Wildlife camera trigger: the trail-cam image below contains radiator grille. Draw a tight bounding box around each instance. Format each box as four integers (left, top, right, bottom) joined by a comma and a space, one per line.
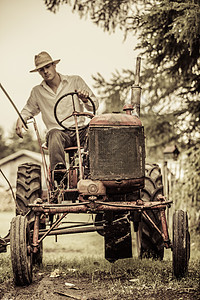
89, 126, 145, 180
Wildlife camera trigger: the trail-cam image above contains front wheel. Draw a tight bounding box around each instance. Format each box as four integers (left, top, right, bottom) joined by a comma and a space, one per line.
173, 210, 190, 278
10, 215, 33, 286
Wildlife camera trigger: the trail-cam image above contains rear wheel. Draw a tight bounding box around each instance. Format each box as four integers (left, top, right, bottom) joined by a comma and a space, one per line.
10, 215, 32, 286
173, 210, 190, 278
16, 163, 44, 265
136, 163, 164, 260
16, 163, 41, 221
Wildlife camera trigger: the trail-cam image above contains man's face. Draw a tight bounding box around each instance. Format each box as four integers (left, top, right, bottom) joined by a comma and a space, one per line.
38, 63, 57, 82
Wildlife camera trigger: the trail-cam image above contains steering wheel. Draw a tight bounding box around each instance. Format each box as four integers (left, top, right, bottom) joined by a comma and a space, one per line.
54, 92, 96, 130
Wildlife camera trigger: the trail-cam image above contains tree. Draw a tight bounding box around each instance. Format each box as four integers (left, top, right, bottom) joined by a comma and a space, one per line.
44, 0, 145, 34
136, 0, 200, 150
44, 0, 200, 154
7, 126, 40, 154
0, 127, 10, 159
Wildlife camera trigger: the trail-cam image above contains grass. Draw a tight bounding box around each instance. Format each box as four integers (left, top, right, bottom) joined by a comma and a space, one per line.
1, 253, 199, 298
0, 253, 12, 283
39, 257, 200, 299
0, 212, 199, 299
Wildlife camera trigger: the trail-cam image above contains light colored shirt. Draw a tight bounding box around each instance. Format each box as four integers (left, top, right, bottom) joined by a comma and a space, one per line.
21, 74, 99, 132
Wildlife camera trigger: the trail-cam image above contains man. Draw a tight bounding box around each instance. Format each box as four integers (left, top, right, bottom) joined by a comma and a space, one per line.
16, 51, 99, 173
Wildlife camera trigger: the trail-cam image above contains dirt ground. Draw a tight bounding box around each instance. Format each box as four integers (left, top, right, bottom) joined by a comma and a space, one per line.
0, 213, 199, 299
0, 269, 199, 300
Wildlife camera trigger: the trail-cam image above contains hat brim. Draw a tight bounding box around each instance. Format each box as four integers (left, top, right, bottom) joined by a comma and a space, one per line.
30, 59, 60, 73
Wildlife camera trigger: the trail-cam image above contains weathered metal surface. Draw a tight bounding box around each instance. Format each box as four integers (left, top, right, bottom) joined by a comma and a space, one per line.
77, 179, 106, 195
89, 125, 145, 182
89, 113, 142, 126
32, 214, 40, 253
123, 104, 134, 115
38, 213, 68, 244
38, 225, 104, 236
131, 57, 142, 116
102, 178, 144, 193
29, 200, 172, 213
69, 168, 78, 189
160, 208, 171, 248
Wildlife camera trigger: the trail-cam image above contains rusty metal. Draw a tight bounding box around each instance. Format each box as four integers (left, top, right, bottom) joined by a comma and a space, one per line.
142, 210, 164, 238
102, 178, 144, 191
89, 113, 142, 127
159, 208, 171, 248
37, 212, 68, 244
123, 104, 134, 115
71, 95, 84, 180
32, 214, 40, 253
89, 125, 145, 182
38, 225, 104, 236
142, 209, 172, 249
69, 168, 78, 189
131, 57, 142, 116
77, 179, 106, 195
156, 194, 171, 248
29, 200, 172, 214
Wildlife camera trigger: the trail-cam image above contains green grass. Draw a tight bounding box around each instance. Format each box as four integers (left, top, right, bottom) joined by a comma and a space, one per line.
39, 257, 200, 299
0, 212, 199, 299
0, 253, 12, 283
0, 236, 199, 299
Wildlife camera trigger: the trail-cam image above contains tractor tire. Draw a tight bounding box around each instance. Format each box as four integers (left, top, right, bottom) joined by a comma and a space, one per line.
173, 210, 190, 278
16, 163, 44, 265
136, 163, 164, 260
16, 163, 41, 222
10, 215, 33, 286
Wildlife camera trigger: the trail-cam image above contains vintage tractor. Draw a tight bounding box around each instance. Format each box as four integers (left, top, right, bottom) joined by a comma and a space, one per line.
0, 58, 190, 285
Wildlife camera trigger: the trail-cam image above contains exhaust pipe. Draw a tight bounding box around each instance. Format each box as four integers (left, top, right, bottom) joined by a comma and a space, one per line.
131, 57, 142, 117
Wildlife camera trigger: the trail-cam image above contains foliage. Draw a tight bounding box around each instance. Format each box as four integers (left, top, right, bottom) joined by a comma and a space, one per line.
0, 126, 40, 160
136, 0, 200, 150
0, 127, 10, 159
7, 126, 40, 154
44, 0, 145, 34
173, 144, 200, 231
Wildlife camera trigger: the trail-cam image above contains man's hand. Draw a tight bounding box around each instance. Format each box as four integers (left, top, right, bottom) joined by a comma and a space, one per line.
16, 118, 27, 138
76, 90, 89, 103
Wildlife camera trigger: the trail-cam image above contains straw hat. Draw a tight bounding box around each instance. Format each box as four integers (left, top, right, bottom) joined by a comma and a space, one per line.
30, 51, 60, 73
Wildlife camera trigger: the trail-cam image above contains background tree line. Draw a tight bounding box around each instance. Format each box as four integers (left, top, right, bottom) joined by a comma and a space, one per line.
0, 126, 39, 159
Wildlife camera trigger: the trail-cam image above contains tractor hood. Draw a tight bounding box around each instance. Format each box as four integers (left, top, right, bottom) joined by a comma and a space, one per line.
89, 113, 142, 127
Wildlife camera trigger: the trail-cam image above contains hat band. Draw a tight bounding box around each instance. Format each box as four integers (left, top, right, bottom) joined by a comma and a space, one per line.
30, 59, 60, 73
